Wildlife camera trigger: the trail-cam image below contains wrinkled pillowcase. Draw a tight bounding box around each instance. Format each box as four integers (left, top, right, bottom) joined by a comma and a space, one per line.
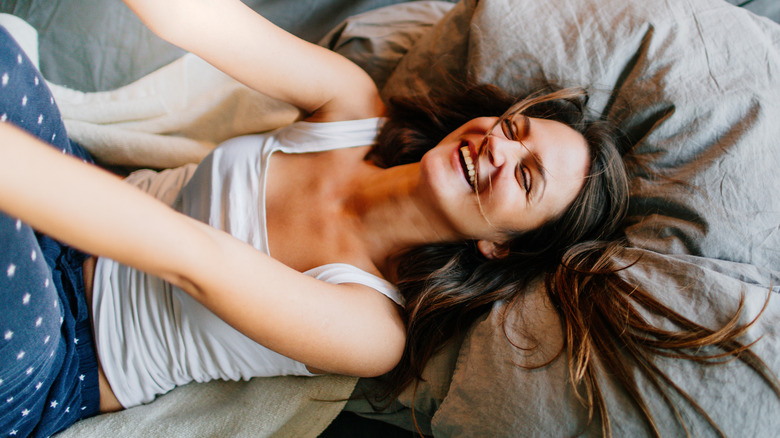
379, 0, 780, 435
383, 0, 780, 271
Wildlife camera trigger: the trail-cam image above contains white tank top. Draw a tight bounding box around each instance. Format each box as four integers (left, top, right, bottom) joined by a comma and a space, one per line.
91, 118, 403, 408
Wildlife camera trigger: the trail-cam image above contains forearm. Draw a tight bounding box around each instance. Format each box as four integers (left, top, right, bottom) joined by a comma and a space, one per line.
0, 123, 200, 282
0, 123, 272, 330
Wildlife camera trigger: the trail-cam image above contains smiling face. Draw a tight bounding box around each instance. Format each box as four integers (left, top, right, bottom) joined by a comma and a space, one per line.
419, 113, 590, 246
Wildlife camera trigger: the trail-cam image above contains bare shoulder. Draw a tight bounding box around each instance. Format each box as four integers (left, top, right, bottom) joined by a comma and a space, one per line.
303, 77, 387, 122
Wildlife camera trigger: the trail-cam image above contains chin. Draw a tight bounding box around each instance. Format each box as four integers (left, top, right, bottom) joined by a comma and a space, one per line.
417, 157, 454, 207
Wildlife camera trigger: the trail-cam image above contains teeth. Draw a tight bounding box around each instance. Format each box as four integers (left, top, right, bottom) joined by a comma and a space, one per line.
460, 146, 476, 187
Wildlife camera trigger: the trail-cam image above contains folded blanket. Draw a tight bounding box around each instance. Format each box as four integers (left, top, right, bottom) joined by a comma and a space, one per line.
59, 376, 358, 438
49, 54, 302, 168
2, 12, 302, 169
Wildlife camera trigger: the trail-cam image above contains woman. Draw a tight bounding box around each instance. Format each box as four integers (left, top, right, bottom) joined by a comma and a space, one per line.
0, 0, 630, 436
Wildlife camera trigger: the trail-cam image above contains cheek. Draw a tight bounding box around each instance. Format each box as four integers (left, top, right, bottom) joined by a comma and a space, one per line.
479, 193, 533, 232
420, 147, 448, 183
559, 177, 587, 215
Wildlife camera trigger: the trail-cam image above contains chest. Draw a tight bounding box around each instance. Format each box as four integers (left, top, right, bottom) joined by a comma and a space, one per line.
262, 147, 372, 272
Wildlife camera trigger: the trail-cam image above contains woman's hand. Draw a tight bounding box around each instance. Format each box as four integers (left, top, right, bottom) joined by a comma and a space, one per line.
122, 0, 385, 122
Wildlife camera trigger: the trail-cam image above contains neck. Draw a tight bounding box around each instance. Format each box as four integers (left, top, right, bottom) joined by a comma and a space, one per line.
344, 162, 456, 278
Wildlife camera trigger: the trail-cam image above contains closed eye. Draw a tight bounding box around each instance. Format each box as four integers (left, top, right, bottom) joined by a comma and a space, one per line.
501, 118, 517, 140
501, 115, 530, 141
516, 164, 532, 194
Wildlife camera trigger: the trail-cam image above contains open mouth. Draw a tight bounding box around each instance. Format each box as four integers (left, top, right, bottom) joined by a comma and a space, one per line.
459, 142, 476, 188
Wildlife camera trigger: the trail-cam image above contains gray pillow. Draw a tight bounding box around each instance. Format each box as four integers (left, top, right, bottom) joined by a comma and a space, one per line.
378, 0, 780, 435
384, 0, 780, 271
320, 1, 456, 90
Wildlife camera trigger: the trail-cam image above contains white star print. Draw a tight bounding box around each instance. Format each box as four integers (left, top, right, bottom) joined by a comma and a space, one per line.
81, 406, 86, 411
4, 330, 12, 340
34, 76, 39, 86
36, 382, 43, 390
9, 429, 17, 435
35, 317, 43, 327
1, 72, 7, 86
79, 374, 85, 381
44, 335, 50, 344
21, 95, 27, 106
21, 408, 30, 417
65, 407, 70, 413
37, 114, 43, 124
22, 293, 31, 305
73, 337, 79, 345
16, 351, 25, 360
0, 378, 3, 385
45, 278, 50, 288
0, 113, 6, 122
15, 219, 21, 230
25, 367, 33, 375
7, 397, 13, 403
50, 400, 58, 408
17, 54, 22, 64
31, 250, 37, 261
7, 263, 16, 278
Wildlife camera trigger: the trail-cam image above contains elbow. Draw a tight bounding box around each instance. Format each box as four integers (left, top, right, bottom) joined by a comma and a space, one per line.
358, 360, 401, 379
353, 329, 406, 378
357, 358, 401, 379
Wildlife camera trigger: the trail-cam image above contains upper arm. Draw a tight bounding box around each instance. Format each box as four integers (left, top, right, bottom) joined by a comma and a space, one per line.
176, 234, 407, 377
123, 0, 385, 121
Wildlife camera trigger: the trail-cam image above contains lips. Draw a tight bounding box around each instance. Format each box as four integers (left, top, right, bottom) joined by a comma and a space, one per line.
459, 142, 477, 188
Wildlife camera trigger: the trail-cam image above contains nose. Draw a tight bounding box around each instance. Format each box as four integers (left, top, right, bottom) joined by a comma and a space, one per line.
476, 134, 517, 189
481, 133, 517, 170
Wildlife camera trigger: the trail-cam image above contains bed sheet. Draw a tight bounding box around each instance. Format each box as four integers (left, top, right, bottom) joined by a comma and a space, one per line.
3, 0, 779, 436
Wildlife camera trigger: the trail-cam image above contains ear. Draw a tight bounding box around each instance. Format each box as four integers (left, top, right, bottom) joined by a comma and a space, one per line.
477, 240, 510, 260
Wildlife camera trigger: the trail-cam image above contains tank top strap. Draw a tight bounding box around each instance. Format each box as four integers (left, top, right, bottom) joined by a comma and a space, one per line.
272, 118, 385, 154
303, 263, 404, 306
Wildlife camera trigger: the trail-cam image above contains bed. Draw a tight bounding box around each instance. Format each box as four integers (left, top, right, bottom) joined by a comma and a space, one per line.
2, 0, 779, 436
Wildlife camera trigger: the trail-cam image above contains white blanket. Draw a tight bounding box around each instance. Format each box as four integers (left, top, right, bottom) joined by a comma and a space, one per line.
0, 9, 302, 170
2, 15, 302, 170
49, 53, 302, 168
60, 375, 358, 438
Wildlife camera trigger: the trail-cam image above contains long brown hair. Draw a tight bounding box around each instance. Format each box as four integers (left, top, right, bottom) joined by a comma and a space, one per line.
367, 83, 779, 436
546, 242, 776, 437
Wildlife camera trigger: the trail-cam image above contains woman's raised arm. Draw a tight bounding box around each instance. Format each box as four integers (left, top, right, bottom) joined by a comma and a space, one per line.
122, 0, 385, 121
0, 123, 404, 377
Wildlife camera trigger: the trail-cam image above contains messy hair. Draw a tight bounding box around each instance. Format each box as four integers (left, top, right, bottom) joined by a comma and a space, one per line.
367, 82, 778, 437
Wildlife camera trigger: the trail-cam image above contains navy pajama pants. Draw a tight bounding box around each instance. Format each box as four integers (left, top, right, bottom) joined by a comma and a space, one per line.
0, 26, 100, 437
